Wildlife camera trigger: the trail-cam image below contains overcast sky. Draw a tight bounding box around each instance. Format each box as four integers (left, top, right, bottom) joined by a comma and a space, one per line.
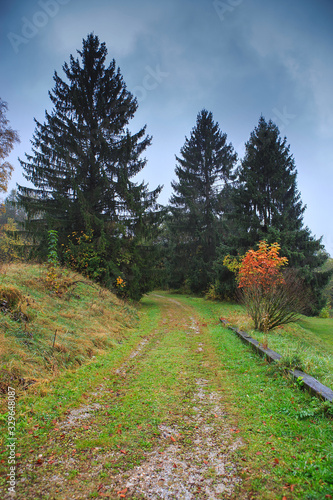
1, 0, 333, 255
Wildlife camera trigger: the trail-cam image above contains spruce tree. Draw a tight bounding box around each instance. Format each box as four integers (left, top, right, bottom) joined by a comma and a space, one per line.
18, 34, 161, 298
232, 116, 328, 311
167, 109, 236, 292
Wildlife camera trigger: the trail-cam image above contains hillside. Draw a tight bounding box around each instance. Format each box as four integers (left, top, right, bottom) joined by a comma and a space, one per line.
0, 263, 137, 406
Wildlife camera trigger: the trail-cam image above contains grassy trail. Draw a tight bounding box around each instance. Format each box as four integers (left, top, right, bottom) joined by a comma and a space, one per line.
1, 292, 333, 499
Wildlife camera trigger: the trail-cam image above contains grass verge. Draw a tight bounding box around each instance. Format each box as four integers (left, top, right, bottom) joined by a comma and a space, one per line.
206, 297, 333, 389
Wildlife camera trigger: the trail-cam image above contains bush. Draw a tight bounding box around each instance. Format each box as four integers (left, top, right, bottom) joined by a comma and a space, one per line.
205, 280, 222, 301
241, 269, 310, 331
228, 241, 311, 332
319, 300, 332, 318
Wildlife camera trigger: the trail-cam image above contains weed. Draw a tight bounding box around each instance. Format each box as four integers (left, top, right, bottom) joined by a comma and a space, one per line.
269, 354, 307, 377
294, 399, 333, 420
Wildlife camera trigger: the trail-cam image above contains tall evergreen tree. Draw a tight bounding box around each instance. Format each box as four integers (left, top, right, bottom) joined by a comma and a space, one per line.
18, 34, 161, 299
166, 109, 237, 292
232, 116, 329, 311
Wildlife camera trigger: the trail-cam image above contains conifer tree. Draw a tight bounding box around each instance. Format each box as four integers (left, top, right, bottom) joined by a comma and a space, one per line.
232, 116, 328, 311
167, 109, 236, 292
18, 34, 161, 298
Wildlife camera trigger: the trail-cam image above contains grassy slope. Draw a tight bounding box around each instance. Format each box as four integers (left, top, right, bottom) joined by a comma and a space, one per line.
0, 263, 137, 409
298, 317, 333, 349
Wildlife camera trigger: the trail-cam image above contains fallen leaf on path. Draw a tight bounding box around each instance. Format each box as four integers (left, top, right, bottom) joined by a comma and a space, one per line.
117, 487, 128, 497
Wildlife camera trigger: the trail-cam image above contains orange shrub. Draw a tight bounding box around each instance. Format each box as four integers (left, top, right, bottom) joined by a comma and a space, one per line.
238, 241, 288, 291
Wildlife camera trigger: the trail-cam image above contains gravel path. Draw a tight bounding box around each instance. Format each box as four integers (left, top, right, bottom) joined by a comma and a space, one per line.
3, 294, 246, 500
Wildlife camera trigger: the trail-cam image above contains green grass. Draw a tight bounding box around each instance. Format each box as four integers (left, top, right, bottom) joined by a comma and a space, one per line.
299, 317, 333, 348
1, 289, 332, 499
208, 296, 333, 389
167, 293, 333, 499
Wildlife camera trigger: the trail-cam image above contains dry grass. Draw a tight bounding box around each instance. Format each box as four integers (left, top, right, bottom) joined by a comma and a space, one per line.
0, 263, 137, 405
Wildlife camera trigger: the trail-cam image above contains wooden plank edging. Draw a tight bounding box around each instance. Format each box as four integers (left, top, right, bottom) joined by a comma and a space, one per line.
219, 318, 333, 403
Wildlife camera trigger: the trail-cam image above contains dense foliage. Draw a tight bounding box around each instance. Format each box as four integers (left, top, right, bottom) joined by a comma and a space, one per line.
164, 109, 237, 292
17, 34, 162, 300
229, 116, 328, 311
165, 114, 330, 312
2, 34, 329, 308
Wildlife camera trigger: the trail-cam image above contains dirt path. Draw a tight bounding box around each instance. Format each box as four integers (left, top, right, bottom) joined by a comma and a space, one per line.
4, 294, 246, 500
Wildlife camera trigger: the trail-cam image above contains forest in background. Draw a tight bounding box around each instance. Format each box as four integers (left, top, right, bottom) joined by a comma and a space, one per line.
1, 34, 332, 315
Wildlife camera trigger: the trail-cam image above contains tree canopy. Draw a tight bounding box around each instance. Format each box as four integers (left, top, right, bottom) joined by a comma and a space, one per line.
18, 34, 162, 299
166, 109, 237, 291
